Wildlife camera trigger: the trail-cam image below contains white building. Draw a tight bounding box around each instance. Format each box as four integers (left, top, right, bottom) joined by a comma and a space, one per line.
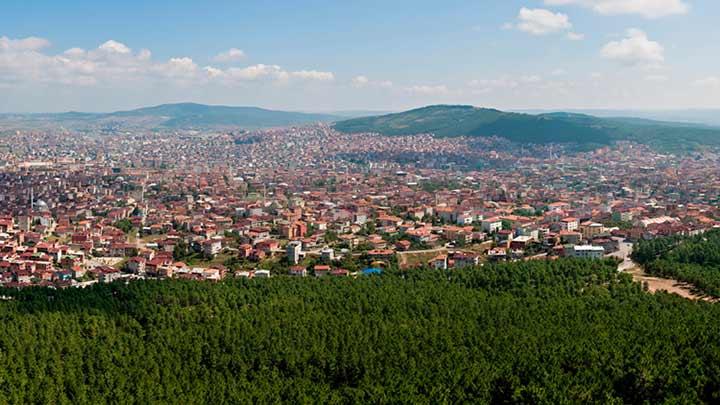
254, 269, 271, 278
287, 241, 302, 265
481, 218, 502, 233
320, 247, 335, 261
571, 245, 604, 259
560, 217, 579, 232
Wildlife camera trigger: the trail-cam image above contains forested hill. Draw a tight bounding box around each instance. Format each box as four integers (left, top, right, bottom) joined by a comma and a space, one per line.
3, 259, 720, 403
333, 105, 720, 152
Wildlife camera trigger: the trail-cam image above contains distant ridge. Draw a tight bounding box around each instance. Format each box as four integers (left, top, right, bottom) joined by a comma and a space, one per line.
334, 104, 720, 152
0, 103, 339, 130
107, 103, 339, 128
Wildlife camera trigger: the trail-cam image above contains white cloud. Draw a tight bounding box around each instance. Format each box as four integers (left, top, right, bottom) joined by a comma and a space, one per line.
63, 47, 86, 57
99, 40, 131, 54
352, 75, 370, 87
514, 8, 572, 35
212, 64, 334, 83
601, 29, 664, 66
204, 66, 224, 78
544, 0, 689, 19
405, 85, 449, 95
290, 70, 335, 81
567, 32, 585, 41
468, 75, 544, 92
694, 77, 720, 87
223, 64, 287, 81
351, 75, 393, 89
213, 48, 245, 62
161, 57, 199, 79
0, 36, 51, 51
0, 35, 335, 90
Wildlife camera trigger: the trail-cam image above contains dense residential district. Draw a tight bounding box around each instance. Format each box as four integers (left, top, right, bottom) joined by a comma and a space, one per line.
0, 124, 718, 288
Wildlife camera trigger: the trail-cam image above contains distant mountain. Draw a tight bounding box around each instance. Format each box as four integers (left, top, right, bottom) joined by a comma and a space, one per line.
0, 103, 339, 130
107, 103, 339, 128
328, 110, 395, 118
334, 105, 720, 152
519, 109, 720, 127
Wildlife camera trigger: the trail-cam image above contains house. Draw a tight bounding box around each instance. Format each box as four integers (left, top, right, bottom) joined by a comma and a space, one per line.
72, 266, 86, 279
97, 266, 122, 283
203, 266, 225, 281
377, 215, 403, 227
367, 249, 395, 260
289, 265, 308, 277
580, 222, 605, 240
395, 240, 412, 251
314, 265, 331, 277
559, 231, 582, 245
429, 254, 448, 270
560, 217, 579, 232
202, 238, 223, 257
449, 252, 480, 269
481, 217, 503, 233
255, 239, 280, 253
456, 210, 475, 225
126, 257, 147, 274
488, 247, 508, 261
510, 235, 534, 250
254, 269, 271, 278
436, 207, 456, 223
238, 244, 253, 258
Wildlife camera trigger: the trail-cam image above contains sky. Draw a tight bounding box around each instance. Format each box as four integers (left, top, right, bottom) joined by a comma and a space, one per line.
0, 0, 719, 113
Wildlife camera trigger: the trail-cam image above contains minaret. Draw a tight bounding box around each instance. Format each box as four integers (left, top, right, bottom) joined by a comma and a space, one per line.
30, 187, 34, 212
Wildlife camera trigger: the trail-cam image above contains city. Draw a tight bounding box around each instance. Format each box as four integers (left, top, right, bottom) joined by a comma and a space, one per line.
0, 123, 718, 288
4, 0, 720, 403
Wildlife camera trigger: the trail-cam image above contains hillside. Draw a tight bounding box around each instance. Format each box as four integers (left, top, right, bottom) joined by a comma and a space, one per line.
0, 103, 338, 130
3, 261, 720, 402
334, 105, 720, 152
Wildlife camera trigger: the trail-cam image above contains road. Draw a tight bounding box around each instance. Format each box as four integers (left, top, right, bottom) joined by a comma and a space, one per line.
608, 237, 635, 272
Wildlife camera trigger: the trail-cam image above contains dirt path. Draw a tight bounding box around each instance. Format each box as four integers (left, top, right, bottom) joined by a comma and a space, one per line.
625, 266, 718, 302
609, 238, 716, 302
397, 248, 448, 269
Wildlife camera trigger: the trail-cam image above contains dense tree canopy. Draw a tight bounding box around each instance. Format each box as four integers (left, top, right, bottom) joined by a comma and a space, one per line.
1, 259, 720, 403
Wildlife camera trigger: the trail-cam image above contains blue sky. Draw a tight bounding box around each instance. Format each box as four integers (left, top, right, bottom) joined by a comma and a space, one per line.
0, 0, 718, 112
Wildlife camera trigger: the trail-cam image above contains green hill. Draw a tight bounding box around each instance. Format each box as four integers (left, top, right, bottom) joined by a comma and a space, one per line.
334, 105, 720, 152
